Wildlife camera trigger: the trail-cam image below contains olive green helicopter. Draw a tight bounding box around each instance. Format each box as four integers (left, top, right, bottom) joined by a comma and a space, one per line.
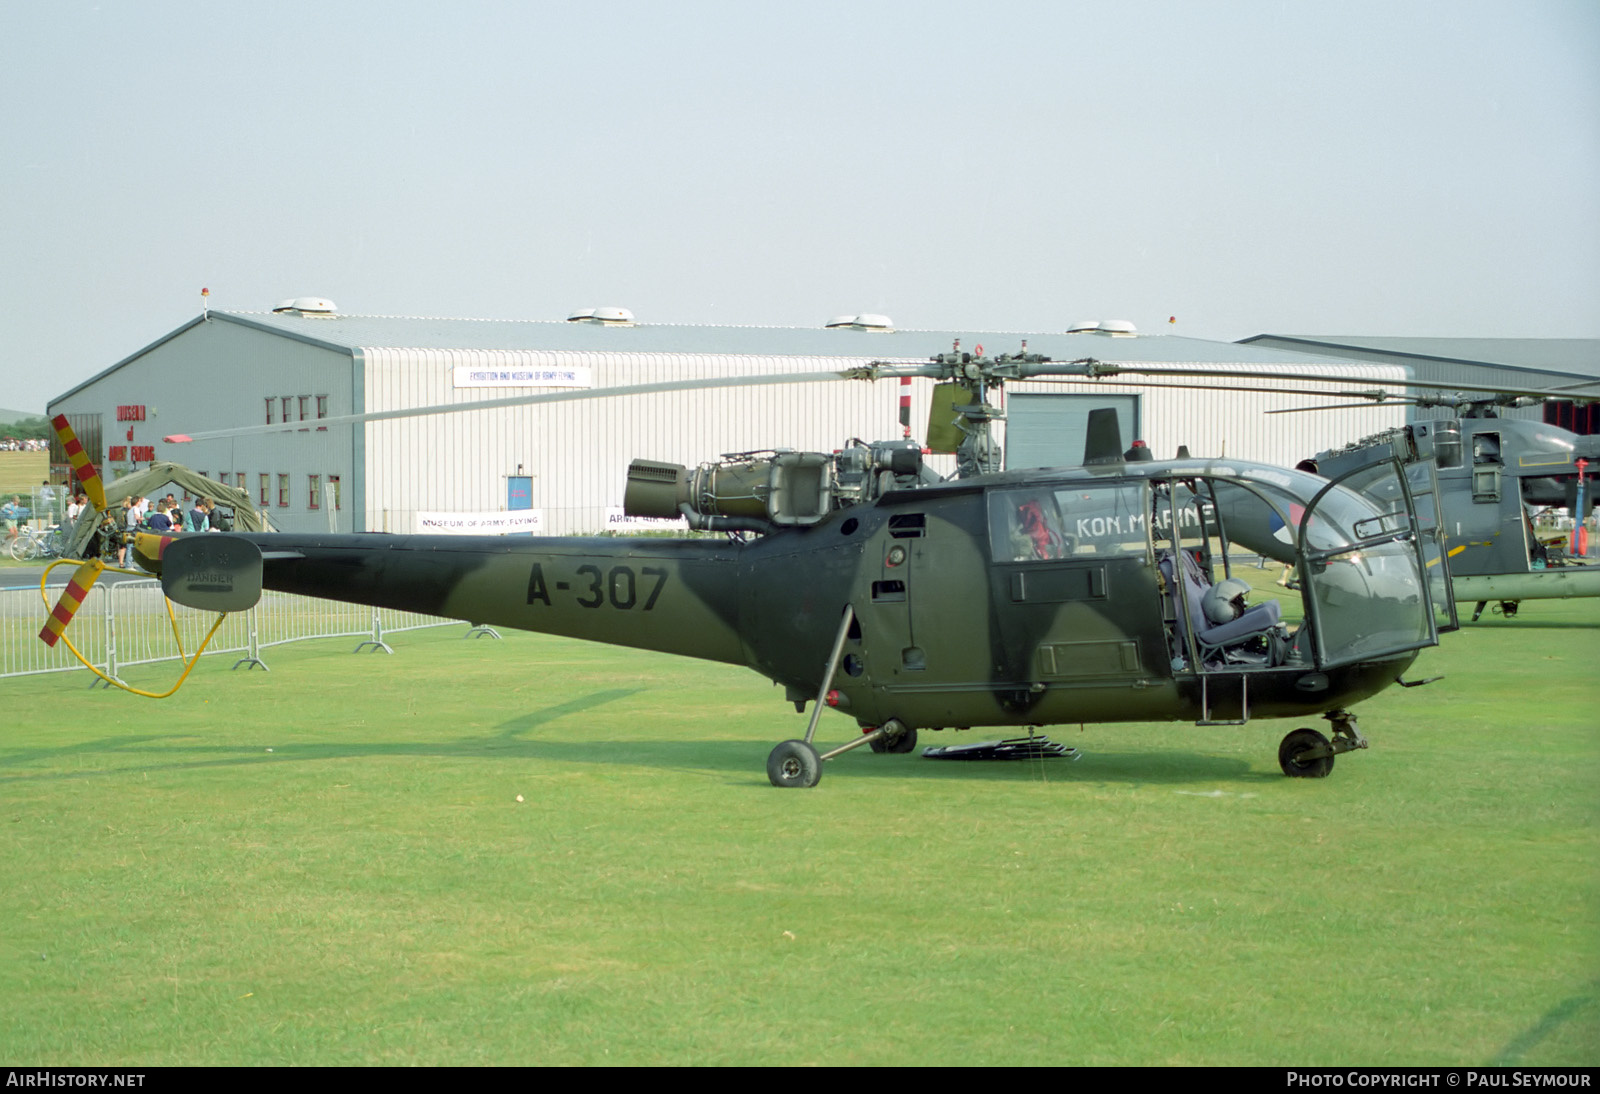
45, 348, 1520, 788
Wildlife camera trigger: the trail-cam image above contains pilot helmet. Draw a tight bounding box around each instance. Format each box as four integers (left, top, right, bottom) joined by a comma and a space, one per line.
1202, 577, 1251, 624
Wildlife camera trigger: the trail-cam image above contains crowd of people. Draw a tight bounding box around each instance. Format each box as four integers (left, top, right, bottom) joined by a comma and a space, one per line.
117, 494, 232, 532
5, 479, 238, 562
0, 437, 49, 451
99, 494, 231, 564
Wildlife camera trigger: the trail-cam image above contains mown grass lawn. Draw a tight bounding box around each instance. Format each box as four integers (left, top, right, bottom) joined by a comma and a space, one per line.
1, 596, 1595, 1065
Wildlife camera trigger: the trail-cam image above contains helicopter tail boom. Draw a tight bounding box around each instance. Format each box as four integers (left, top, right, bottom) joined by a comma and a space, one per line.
148, 532, 750, 667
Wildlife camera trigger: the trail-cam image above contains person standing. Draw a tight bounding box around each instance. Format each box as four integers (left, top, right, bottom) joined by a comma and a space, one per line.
2, 496, 23, 545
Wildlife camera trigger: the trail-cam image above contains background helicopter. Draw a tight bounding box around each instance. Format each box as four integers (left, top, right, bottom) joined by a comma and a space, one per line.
42, 349, 1463, 787
1299, 396, 1600, 621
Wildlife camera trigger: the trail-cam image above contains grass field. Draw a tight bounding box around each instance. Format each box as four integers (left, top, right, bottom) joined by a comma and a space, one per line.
0, 450, 47, 499
1, 590, 1595, 1065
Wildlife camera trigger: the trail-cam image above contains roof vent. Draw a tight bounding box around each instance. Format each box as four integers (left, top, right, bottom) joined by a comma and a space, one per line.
1066, 320, 1100, 333
1097, 320, 1137, 337
824, 313, 895, 332
272, 296, 338, 316
567, 306, 635, 326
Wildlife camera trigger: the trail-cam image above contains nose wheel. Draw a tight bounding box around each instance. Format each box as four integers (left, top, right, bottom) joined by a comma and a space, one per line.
1278, 727, 1334, 777
1278, 709, 1369, 778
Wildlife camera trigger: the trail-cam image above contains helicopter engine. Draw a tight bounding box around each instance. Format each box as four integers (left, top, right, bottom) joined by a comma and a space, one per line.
624, 439, 932, 533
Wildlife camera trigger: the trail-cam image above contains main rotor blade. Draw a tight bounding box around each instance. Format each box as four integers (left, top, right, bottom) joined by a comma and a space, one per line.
1077, 363, 1600, 403
163, 366, 903, 444
161, 351, 1597, 446
869, 356, 1600, 402
1018, 376, 1410, 403
1266, 400, 1426, 415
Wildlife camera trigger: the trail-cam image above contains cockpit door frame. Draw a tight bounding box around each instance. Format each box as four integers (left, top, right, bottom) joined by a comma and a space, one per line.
1299, 455, 1444, 668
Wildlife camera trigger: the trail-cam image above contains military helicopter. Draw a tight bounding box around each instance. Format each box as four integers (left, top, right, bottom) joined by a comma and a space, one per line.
41, 349, 1476, 787
1299, 397, 1600, 621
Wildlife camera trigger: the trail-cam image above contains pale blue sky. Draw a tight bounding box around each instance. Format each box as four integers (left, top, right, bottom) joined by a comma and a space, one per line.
3, 0, 1596, 413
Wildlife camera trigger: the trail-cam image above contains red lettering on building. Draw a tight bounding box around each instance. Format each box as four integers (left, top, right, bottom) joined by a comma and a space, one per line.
116, 405, 147, 422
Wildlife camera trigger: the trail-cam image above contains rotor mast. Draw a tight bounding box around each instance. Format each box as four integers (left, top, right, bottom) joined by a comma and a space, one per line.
851, 348, 1124, 478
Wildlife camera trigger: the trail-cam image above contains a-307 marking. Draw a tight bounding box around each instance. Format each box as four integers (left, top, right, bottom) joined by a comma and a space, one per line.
526, 563, 668, 610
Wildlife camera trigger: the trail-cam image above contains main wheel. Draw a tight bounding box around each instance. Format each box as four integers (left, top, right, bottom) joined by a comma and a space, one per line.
767, 739, 822, 788
1279, 727, 1334, 778
9, 536, 36, 561
868, 726, 919, 754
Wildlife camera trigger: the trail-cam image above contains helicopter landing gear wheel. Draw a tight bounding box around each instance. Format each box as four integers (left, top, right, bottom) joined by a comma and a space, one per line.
1279, 727, 1334, 778
767, 739, 822, 788
867, 721, 918, 754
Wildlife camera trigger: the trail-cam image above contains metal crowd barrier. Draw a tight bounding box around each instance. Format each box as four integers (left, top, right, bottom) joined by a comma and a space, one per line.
0, 577, 475, 683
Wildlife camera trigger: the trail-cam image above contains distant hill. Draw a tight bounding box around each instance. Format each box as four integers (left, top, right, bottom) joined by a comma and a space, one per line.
0, 407, 44, 425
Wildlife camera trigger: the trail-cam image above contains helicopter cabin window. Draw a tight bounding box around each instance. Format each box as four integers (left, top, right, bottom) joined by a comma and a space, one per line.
989, 483, 1150, 561
1472, 432, 1502, 465
1150, 480, 1213, 559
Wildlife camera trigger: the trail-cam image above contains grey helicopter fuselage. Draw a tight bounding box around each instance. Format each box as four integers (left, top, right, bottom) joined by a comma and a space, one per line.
1315, 414, 1600, 609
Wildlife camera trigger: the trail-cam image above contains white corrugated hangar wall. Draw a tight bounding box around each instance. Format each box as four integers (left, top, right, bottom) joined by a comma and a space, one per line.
48, 312, 1408, 538
360, 347, 1405, 536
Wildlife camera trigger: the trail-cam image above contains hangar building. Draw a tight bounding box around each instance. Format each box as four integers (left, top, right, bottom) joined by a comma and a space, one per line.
49, 303, 1410, 536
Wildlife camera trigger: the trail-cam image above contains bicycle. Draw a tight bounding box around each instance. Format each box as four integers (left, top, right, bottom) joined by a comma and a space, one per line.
7, 525, 68, 562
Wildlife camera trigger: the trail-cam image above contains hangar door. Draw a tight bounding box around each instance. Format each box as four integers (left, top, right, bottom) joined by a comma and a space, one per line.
1005, 393, 1140, 470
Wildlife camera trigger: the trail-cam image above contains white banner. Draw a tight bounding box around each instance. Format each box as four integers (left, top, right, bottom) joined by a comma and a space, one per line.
417, 509, 545, 535
604, 507, 688, 532
451, 365, 593, 389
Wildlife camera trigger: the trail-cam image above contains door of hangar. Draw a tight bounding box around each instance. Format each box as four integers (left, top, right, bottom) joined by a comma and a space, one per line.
1005, 393, 1141, 471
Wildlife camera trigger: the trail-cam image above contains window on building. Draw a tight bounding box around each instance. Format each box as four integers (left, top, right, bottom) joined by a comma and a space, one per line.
277, 474, 290, 508
236, 472, 247, 491
259, 474, 270, 506
299, 396, 311, 422
265, 399, 276, 425
316, 395, 328, 419
328, 474, 342, 510
308, 474, 321, 509
281, 396, 293, 423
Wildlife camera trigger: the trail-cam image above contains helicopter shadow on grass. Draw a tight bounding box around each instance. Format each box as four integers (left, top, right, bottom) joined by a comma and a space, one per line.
1, 687, 1262, 789
491, 692, 1265, 786
847, 744, 1258, 786
0, 688, 647, 784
